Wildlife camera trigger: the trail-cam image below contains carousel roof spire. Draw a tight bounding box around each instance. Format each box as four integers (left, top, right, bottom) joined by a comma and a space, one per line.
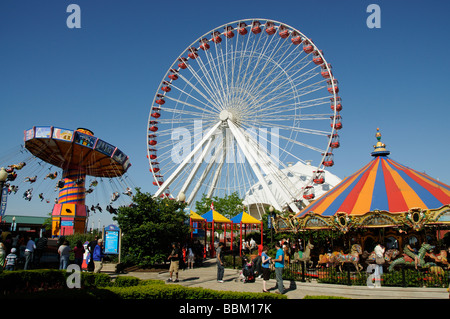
371, 128, 390, 157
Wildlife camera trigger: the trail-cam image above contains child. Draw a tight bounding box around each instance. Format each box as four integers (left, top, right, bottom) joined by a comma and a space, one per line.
5, 248, 18, 271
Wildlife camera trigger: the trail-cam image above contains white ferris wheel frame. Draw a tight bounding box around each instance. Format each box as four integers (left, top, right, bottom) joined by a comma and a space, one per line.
147, 18, 341, 214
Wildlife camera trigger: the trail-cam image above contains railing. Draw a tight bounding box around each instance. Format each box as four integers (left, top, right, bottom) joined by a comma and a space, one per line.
278, 261, 450, 288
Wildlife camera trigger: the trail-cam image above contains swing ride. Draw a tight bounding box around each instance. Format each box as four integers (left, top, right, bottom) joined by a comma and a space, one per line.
2, 126, 132, 236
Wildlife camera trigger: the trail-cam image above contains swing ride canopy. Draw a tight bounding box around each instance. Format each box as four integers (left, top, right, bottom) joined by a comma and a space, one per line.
273, 129, 450, 233
24, 126, 131, 177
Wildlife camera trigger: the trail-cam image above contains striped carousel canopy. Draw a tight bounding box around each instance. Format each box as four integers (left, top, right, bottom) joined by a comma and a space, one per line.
296, 129, 450, 218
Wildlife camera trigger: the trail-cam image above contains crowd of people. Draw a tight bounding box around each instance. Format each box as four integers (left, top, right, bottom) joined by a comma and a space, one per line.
165, 237, 292, 294
0, 233, 48, 270
0, 232, 105, 273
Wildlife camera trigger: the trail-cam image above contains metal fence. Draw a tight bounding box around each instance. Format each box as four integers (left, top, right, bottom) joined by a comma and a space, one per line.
277, 261, 450, 288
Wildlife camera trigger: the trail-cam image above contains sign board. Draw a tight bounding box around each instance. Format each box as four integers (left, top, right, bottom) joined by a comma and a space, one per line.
0, 187, 8, 217
103, 224, 120, 255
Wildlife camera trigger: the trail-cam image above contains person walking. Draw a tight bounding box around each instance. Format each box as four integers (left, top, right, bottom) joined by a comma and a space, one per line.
187, 244, 195, 270
73, 240, 85, 268
58, 240, 71, 270
273, 242, 285, 294
374, 242, 385, 288
0, 242, 6, 269
216, 242, 225, 283
261, 246, 271, 293
24, 236, 36, 270
167, 242, 180, 282
5, 247, 18, 271
35, 236, 48, 266
93, 239, 104, 273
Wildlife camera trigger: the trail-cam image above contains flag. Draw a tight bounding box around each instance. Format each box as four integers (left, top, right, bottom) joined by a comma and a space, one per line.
210, 202, 214, 211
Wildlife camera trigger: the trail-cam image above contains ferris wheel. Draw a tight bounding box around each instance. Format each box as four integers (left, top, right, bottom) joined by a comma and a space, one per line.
147, 19, 342, 214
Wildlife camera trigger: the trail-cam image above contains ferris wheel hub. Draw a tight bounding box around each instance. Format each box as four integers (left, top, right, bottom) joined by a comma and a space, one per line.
219, 110, 234, 122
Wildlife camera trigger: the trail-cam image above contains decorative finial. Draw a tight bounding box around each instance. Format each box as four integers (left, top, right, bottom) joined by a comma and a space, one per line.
371, 128, 390, 157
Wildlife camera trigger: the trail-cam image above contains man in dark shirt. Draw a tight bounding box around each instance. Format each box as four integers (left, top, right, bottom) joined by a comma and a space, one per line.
167, 242, 180, 282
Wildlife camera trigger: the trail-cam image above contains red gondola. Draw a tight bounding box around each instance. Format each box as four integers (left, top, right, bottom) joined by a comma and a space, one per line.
330, 115, 343, 130
291, 31, 302, 45
303, 186, 315, 200
199, 38, 210, 51
330, 96, 342, 112
251, 21, 261, 34
312, 50, 324, 65
151, 107, 161, 118
178, 57, 188, 69
313, 170, 325, 184
321, 64, 332, 78
265, 21, 276, 35
161, 85, 171, 93
328, 134, 340, 149
327, 79, 339, 94
148, 148, 157, 160
279, 25, 289, 38
149, 120, 159, 132
322, 153, 334, 167
303, 39, 314, 54
211, 31, 222, 43
238, 22, 248, 35
188, 47, 198, 59
224, 26, 234, 38
153, 180, 162, 186
168, 69, 178, 81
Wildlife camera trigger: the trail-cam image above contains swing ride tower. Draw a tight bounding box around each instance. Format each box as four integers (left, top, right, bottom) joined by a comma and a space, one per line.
24, 126, 131, 236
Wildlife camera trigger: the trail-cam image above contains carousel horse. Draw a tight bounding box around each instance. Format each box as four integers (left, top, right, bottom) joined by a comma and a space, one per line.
426, 250, 449, 269
335, 244, 363, 272
365, 249, 400, 264
317, 251, 341, 268
293, 241, 314, 268
388, 243, 436, 272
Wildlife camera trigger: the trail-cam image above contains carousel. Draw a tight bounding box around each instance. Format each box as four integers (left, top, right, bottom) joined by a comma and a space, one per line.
272, 129, 450, 271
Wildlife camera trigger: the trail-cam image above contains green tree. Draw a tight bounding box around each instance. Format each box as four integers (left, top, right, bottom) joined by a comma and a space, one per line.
194, 192, 243, 219
113, 188, 189, 267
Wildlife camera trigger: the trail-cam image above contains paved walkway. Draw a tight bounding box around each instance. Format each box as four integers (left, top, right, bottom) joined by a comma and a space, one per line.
107, 259, 449, 299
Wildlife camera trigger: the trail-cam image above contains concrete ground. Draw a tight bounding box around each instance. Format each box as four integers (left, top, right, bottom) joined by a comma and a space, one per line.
104, 259, 449, 299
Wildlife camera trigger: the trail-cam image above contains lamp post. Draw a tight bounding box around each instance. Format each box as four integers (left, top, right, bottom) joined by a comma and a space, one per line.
269, 205, 274, 244
0, 167, 8, 225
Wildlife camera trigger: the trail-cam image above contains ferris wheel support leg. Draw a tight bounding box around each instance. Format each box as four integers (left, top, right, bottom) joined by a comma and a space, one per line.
154, 121, 222, 199
206, 155, 224, 199
180, 136, 215, 196
244, 134, 301, 213
227, 120, 283, 212
206, 129, 227, 198
187, 145, 221, 204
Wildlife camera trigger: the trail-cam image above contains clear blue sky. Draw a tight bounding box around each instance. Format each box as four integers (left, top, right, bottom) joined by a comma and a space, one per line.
1, 0, 449, 227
